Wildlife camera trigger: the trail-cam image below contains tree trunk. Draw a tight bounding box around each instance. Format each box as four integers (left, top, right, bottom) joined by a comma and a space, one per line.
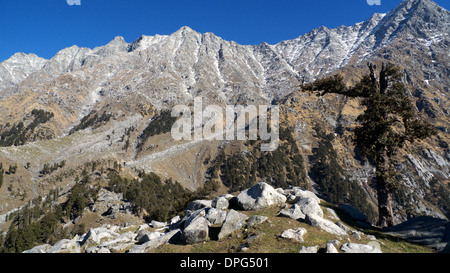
376, 147, 394, 228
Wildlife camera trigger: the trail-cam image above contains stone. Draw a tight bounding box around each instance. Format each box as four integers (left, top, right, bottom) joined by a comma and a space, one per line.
98, 231, 136, 253
247, 215, 268, 227
128, 229, 181, 253
325, 208, 341, 221
306, 214, 348, 236
204, 208, 227, 226
47, 237, 81, 253
325, 241, 339, 253
183, 217, 209, 244
280, 228, 307, 243
350, 230, 363, 240
212, 195, 233, 210
297, 198, 323, 218
218, 209, 248, 240
22, 244, 51, 253
299, 246, 318, 253
236, 182, 287, 211
150, 220, 167, 229
340, 243, 382, 253
291, 187, 321, 204
135, 230, 163, 244
170, 215, 181, 225
278, 203, 305, 220
183, 209, 207, 229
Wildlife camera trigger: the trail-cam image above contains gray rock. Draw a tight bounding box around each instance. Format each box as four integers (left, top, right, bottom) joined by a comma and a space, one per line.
135, 230, 163, 244
204, 208, 227, 226
297, 198, 323, 218
128, 229, 181, 253
170, 215, 181, 225
325, 208, 341, 221
236, 182, 287, 211
325, 241, 339, 253
22, 244, 51, 253
291, 187, 321, 204
218, 209, 248, 240
183, 209, 207, 229
340, 243, 382, 253
306, 214, 348, 236
150, 220, 167, 229
278, 203, 305, 220
247, 215, 268, 227
183, 217, 209, 244
212, 195, 233, 210
281, 228, 307, 243
47, 237, 81, 253
98, 231, 136, 253
299, 246, 318, 253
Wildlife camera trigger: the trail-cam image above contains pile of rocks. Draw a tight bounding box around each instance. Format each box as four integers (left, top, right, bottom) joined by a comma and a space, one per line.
23, 182, 383, 253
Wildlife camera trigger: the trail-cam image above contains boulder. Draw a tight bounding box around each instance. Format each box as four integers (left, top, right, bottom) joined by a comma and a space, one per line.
280, 228, 307, 243
305, 214, 348, 236
47, 237, 81, 253
79, 226, 120, 246
297, 198, 323, 218
236, 182, 286, 211
299, 246, 318, 253
150, 220, 167, 229
204, 208, 227, 226
22, 244, 51, 253
183, 217, 209, 244
340, 243, 382, 253
135, 230, 163, 244
278, 203, 305, 220
291, 187, 321, 203
218, 209, 248, 240
128, 229, 181, 253
183, 209, 207, 229
212, 195, 233, 210
98, 231, 136, 253
325, 241, 339, 253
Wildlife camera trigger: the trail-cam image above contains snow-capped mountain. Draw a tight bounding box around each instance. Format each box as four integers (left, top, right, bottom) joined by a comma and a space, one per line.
0, 0, 449, 227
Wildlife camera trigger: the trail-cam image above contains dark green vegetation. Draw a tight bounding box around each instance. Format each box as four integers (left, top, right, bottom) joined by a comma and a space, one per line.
39, 160, 66, 176
107, 171, 218, 222
69, 111, 113, 135
0, 176, 97, 253
0, 109, 54, 146
0, 165, 99, 253
310, 124, 377, 223
303, 63, 437, 227
135, 111, 177, 154
207, 127, 308, 193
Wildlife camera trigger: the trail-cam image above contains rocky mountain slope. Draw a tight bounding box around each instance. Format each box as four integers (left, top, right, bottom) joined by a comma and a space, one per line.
0, 0, 449, 252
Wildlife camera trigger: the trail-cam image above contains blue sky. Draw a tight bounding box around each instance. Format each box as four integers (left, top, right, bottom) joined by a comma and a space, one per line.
0, 0, 449, 62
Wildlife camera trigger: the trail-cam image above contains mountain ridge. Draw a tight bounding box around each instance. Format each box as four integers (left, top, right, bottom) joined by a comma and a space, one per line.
0, 0, 449, 244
